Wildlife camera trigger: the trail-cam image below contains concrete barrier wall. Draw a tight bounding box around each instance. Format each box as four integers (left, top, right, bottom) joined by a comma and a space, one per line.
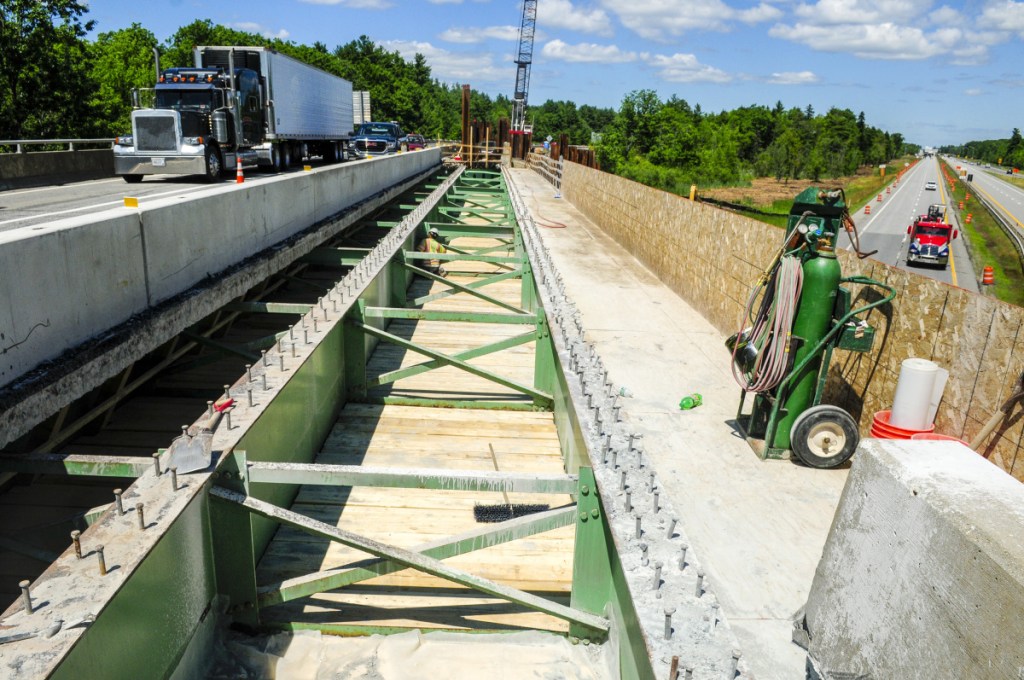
0, 149, 113, 188
557, 161, 1024, 482
0, 149, 440, 389
802, 439, 1024, 678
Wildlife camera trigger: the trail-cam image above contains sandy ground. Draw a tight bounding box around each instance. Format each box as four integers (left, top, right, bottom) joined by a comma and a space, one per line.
208, 629, 613, 680
508, 167, 850, 680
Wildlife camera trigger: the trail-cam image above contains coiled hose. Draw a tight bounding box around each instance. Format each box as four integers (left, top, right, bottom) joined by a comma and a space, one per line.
731, 251, 804, 392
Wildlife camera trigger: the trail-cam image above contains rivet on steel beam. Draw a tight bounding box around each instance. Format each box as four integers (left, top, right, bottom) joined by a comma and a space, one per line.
170, 467, 179, 491
663, 607, 675, 640
71, 530, 82, 559
114, 488, 124, 515
20, 580, 32, 613
668, 516, 678, 539
136, 503, 146, 530
653, 561, 663, 590
96, 545, 107, 576
152, 452, 162, 476
695, 570, 705, 598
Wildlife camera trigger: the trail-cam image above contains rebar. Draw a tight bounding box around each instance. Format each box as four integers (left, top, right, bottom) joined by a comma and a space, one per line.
71, 530, 82, 559
136, 503, 146, 530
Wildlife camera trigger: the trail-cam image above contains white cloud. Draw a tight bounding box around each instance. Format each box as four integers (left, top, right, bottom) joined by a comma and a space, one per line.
599, 0, 780, 40
538, 0, 614, 36
767, 70, 820, 84
380, 40, 506, 84
541, 39, 639, 62
230, 22, 290, 40
645, 53, 732, 83
440, 25, 521, 44
978, 0, 1024, 33
769, 21, 963, 59
299, 0, 392, 8
964, 87, 983, 95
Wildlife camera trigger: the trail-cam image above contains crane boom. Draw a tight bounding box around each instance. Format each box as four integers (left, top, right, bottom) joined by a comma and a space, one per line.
511, 0, 537, 134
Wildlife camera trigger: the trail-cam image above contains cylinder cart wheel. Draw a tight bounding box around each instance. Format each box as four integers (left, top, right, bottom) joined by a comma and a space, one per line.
790, 404, 860, 469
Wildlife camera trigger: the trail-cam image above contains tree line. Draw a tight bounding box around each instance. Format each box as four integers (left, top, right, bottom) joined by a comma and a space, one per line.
3, 0, 934, 194
942, 129, 1024, 170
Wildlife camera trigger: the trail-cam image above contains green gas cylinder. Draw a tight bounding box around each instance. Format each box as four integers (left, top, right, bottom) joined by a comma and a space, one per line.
773, 248, 842, 450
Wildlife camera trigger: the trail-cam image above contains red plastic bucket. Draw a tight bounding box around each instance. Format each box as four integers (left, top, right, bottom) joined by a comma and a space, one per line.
871, 410, 935, 439
910, 433, 969, 446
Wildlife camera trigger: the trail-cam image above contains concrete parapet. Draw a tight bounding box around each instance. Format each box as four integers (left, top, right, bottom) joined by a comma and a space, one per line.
801, 438, 1024, 679
0, 149, 114, 189
0, 150, 440, 393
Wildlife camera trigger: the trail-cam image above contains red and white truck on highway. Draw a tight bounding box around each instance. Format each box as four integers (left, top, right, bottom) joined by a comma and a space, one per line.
906, 204, 958, 269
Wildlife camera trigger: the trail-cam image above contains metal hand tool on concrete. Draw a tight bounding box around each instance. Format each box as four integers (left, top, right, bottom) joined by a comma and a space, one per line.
167, 399, 233, 474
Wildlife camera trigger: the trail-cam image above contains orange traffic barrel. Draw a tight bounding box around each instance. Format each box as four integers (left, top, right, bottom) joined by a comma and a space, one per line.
876, 194, 882, 202
966, 214, 973, 223
864, 204, 871, 215
982, 266, 994, 285
886, 186, 891, 194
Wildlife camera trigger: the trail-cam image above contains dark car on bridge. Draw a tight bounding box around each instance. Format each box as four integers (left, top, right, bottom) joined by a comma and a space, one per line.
352, 122, 404, 159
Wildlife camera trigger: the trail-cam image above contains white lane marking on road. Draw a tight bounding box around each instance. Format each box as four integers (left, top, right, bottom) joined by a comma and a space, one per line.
0, 185, 219, 227
2, 178, 123, 197
849, 161, 926, 245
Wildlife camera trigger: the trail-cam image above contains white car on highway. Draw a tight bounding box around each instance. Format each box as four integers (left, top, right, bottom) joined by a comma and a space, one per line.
925, 181, 937, 191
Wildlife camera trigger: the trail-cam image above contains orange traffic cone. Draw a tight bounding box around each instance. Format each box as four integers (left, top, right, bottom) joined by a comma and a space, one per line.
982, 266, 994, 285
236, 157, 244, 184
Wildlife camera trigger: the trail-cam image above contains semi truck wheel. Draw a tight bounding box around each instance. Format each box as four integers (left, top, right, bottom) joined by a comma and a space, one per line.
123, 175, 143, 184
281, 144, 292, 169
204, 148, 222, 182
271, 145, 284, 172
790, 404, 859, 469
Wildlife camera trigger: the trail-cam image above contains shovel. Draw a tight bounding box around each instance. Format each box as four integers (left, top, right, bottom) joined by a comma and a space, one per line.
167, 399, 233, 474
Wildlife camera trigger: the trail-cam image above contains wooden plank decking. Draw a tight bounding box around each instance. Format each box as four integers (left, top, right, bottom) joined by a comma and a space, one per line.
257, 236, 576, 633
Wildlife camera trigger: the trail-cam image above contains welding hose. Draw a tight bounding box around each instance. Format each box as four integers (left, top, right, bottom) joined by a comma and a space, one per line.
732, 253, 804, 392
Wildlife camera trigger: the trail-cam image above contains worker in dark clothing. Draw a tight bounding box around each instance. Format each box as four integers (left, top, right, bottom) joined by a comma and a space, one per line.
417, 227, 448, 276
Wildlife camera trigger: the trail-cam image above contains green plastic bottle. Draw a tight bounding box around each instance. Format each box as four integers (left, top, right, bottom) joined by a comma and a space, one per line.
679, 393, 702, 410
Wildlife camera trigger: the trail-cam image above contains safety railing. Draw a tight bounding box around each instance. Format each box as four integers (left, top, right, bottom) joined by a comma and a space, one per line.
527, 152, 563, 196
0, 138, 115, 153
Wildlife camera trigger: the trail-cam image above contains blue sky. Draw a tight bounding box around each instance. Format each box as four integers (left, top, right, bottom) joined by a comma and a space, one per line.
83, 0, 1024, 146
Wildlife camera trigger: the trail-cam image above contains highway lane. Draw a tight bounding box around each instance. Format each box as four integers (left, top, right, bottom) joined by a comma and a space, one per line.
948, 157, 1024, 232
848, 156, 978, 293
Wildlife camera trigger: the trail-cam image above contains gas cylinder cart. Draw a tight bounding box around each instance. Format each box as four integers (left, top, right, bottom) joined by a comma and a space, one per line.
727, 188, 896, 468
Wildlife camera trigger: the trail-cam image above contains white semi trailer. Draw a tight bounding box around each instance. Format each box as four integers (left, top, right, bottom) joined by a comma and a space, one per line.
114, 46, 354, 182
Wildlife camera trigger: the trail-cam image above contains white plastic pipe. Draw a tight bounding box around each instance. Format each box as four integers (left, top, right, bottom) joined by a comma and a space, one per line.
890, 358, 941, 430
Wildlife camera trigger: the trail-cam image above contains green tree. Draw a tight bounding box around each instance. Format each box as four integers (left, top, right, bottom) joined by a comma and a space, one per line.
89, 23, 159, 135
0, 0, 95, 139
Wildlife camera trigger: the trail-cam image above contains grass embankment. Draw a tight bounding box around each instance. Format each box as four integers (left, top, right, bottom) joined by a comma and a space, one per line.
939, 164, 1024, 306
702, 157, 917, 230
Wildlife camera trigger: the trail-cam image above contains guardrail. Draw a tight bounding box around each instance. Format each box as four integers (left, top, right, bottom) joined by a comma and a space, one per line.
972, 184, 1024, 266
0, 138, 115, 153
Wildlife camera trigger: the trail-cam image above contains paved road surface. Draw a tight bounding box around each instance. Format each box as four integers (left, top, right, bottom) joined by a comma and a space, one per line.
848, 156, 978, 293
